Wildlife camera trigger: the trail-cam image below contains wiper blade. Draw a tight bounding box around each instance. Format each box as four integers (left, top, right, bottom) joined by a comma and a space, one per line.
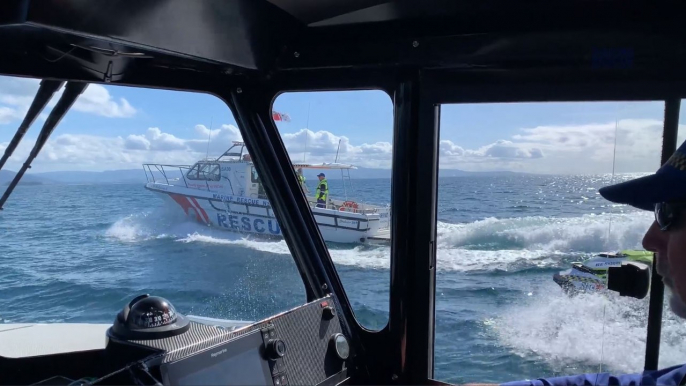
0, 81, 88, 210
0, 80, 64, 171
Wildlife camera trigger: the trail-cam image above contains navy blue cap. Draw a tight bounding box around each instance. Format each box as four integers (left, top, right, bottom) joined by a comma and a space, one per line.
599, 140, 686, 211
317, 173, 326, 177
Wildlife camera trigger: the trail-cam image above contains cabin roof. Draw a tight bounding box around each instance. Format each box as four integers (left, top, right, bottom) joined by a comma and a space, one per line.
0, 0, 685, 92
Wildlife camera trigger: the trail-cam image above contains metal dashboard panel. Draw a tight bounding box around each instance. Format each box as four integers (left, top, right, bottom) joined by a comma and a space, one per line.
121, 296, 347, 385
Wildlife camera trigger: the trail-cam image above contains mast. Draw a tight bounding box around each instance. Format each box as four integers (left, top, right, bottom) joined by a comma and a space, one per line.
304, 102, 310, 162
334, 139, 342, 163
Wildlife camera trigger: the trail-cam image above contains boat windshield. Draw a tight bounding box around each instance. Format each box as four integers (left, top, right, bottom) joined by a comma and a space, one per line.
4, 76, 686, 386
0, 81, 306, 330
186, 162, 221, 181
272, 90, 394, 332
432, 100, 686, 384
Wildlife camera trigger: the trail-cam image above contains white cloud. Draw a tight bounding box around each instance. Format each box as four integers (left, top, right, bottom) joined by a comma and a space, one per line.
0, 124, 245, 172
124, 134, 150, 150
279, 129, 393, 167
480, 140, 544, 159
506, 119, 685, 173
0, 77, 137, 125
440, 140, 465, 156
0, 106, 24, 124
144, 127, 186, 151
68, 85, 137, 118
0, 118, 678, 174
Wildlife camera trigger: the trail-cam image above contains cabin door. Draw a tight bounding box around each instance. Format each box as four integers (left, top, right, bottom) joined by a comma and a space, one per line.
249, 166, 267, 199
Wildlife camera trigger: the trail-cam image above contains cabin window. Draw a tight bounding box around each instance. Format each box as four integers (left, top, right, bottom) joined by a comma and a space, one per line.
250, 167, 260, 183
0, 75, 307, 327
272, 90, 394, 331
186, 162, 220, 181
432, 100, 686, 384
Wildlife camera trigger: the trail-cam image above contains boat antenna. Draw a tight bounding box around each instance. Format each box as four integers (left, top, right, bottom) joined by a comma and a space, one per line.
607, 118, 619, 242
334, 139, 342, 163
304, 102, 310, 162
205, 117, 213, 159
598, 117, 619, 383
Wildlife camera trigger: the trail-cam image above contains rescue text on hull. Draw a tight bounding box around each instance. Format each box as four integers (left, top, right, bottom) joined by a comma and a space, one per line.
142, 142, 391, 244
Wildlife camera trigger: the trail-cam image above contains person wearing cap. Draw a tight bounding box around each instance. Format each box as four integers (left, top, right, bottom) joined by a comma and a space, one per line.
295, 167, 309, 194
315, 172, 328, 208
474, 141, 686, 386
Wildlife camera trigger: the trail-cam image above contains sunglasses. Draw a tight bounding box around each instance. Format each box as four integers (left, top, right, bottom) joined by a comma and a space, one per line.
655, 202, 686, 231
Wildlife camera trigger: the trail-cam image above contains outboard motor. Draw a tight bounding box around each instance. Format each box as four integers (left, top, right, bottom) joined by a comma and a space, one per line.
110, 294, 190, 340
607, 261, 651, 299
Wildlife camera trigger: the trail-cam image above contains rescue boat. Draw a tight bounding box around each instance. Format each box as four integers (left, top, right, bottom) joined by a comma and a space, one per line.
143, 142, 391, 244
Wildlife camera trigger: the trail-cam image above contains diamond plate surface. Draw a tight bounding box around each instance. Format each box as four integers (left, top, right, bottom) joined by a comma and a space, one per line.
271, 299, 345, 385
117, 295, 349, 385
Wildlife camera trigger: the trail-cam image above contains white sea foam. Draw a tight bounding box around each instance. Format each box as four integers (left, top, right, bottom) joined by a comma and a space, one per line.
437, 212, 652, 252
106, 210, 653, 273
493, 284, 686, 374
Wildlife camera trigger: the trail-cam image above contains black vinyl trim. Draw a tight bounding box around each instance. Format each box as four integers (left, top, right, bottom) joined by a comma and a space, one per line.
644, 98, 679, 371
388, 72, 440, 383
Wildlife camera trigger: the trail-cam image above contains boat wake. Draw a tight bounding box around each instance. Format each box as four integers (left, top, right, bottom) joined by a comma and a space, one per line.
105, 210, 652, 273
493, 283, 686, 374
437, 211, 651, 253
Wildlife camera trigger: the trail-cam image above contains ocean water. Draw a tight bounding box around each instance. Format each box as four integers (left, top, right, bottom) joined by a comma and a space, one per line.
1, 174, 685, 384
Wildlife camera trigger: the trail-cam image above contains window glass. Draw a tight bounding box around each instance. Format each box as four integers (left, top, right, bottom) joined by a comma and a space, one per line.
434, 101, 686, 384
271, 90, 393, 330
0, 75, 305, 324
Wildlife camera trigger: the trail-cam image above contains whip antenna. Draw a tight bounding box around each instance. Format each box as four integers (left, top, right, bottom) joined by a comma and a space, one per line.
598, 117, 619, 383
304, 102, 310, 162
607, 118, 619, 240
205, 117, 213, 159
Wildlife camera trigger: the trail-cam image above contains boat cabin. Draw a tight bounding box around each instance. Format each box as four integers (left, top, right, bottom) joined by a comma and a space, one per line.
144, 141, 380, 214
0, 0, 685, 385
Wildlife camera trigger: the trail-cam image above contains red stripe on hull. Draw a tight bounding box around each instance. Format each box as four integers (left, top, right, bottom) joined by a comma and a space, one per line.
169, 194, 204, 223
189, 197, 210, 224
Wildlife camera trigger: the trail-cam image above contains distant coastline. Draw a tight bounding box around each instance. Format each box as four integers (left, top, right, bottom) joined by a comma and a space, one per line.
1, 167, 637, 186
3, 180, 44, 186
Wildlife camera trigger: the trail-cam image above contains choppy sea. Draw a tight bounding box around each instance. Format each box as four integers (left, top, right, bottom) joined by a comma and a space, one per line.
1, 174, 685, 384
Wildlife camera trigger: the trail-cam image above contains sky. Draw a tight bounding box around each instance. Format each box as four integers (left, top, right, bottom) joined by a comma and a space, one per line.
0, 74, 684, 174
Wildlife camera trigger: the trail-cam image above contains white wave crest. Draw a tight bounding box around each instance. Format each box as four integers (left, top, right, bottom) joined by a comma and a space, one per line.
105, 210, 652, 273
437, 211, 652, 253
104, 211, 209, 243
493, 285, 686, 374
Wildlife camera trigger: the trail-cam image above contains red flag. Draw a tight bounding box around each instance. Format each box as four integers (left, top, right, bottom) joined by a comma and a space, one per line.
272, 111, 291, 122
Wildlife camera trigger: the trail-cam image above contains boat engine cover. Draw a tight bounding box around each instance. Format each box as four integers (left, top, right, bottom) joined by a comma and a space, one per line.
111, 294, 190, 340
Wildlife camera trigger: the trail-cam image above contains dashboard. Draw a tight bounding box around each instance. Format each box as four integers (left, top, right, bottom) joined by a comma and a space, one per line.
1, 295, 353, 386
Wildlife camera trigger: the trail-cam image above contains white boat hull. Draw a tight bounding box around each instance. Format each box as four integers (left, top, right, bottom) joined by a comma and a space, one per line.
146, 182, 390, 244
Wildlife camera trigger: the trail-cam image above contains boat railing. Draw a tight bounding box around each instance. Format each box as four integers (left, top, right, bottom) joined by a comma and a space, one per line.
142, 163, 214, 192
310, 197, 391, 222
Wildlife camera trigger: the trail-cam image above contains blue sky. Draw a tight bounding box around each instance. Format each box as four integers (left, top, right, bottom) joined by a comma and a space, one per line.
0, 75, 683, 174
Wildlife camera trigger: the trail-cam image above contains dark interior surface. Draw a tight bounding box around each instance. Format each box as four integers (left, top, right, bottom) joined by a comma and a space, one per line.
1, 0, 686, 89
0, 0, 683, 384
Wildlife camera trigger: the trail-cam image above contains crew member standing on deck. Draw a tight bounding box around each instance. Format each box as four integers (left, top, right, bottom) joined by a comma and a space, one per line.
296, 168, 309, 194
315, 173, 328, 208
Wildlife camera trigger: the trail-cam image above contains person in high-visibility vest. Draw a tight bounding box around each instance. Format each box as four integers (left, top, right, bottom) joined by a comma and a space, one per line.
296, 168, 309, 194
315, 173, 328, 208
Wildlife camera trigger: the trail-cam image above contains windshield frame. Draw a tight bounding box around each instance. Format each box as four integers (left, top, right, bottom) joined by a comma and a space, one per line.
2, 66, 683, 386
